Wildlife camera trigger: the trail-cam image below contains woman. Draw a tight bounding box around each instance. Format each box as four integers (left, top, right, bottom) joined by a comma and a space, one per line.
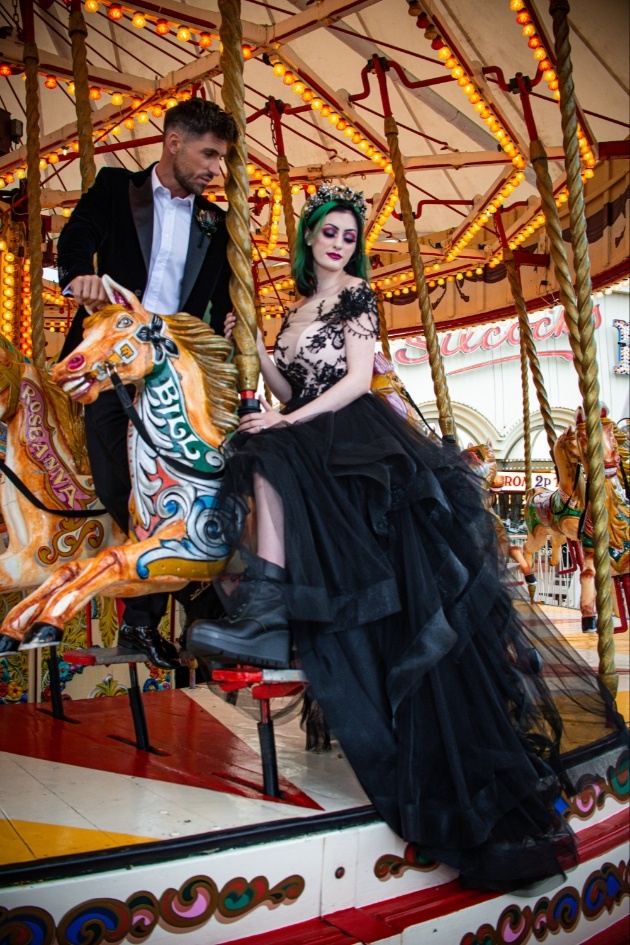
188, 184, 617, 891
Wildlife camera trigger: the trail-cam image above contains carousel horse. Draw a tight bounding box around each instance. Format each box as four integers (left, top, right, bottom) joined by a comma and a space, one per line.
523, 406, 628, 632
461, 441, 536, 595
0, 276, 239, 651
0, 341, 125, 601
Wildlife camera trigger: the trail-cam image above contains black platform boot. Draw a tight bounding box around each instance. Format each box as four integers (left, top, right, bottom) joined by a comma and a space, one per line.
187, 559, 290, 669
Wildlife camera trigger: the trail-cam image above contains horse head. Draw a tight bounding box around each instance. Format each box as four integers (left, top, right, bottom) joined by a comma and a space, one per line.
462, 440, 504, 491
574, 405, 621, 480
52, 278, 162, 405
52, 276, 239, 447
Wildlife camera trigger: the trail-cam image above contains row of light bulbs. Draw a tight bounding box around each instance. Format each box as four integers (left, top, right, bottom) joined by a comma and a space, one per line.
419, 14, 529, 265
268, 59, 394, 176
507, 0, 596, 172
366, 190, 399, 251
82, 0, 244, 52
0, 249, 17, 341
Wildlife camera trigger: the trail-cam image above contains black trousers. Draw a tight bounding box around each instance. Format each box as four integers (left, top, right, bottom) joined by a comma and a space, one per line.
84, 388, 168, 628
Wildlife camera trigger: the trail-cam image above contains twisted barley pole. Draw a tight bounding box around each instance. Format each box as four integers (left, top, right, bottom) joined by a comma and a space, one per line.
22, 41, 45, 367
277, 154, 297, 260
376, 294, 392, 361
551, 0, 616, 697
529, 139, 583, 392
219, 0, 259, 400
68, 1, 96, 192
385, 116, 456, 441
503, 251, 556, 458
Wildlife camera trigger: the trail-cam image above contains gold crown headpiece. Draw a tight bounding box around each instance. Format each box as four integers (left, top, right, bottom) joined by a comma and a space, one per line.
303, 183, 368, 223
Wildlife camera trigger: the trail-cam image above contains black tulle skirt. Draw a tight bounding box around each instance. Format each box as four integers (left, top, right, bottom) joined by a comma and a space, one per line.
217, 392, 626, 891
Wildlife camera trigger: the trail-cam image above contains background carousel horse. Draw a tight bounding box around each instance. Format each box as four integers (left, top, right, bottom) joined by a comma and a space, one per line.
0, 340, 125, 653
524, 406, 627, 632
461, 441, 537, 595
0, 277, 239, 651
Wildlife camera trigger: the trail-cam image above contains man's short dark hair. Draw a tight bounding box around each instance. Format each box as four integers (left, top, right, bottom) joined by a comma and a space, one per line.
164, 99, 238, 144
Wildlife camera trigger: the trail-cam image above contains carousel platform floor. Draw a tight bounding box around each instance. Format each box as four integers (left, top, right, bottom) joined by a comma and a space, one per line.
0, 605, 628, 870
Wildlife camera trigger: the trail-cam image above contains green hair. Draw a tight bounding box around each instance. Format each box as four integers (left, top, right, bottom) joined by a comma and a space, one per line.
292, 200, 368, 297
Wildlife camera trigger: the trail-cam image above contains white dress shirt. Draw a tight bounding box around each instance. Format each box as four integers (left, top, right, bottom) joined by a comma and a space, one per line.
142, 166, 195, 314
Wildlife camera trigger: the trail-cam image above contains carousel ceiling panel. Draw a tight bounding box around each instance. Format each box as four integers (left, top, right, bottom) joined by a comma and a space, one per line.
0, 0, 628, 330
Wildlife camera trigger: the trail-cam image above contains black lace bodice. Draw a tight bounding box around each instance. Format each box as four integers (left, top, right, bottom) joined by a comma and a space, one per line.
274, 282, 379, 402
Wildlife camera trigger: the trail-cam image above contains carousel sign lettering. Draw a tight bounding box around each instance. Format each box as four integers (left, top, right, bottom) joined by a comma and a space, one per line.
500, 471, 558, 492
394, 305, 602, 366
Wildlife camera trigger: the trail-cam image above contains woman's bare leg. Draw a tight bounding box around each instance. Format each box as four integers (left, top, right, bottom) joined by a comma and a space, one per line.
254, 473, 285, 568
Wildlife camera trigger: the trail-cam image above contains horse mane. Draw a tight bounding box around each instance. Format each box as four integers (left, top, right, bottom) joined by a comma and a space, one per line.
554, 424, 580, 468
161, 313, 240, 436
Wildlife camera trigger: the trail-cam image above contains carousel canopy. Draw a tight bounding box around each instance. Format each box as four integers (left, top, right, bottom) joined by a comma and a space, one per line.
0, 0, 628, 339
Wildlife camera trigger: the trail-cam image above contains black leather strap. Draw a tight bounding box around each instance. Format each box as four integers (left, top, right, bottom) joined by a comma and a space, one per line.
109, 369, 223, 481
0, 457, 108, 517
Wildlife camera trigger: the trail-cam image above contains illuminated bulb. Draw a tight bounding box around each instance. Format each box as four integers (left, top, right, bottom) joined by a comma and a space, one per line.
199, 33, 212, 48
445, 57, 458, 70
111, 92, 124, 106
47, 152, 59, 164
522, 23, 536, 37
283, 72, 295, 86
302, 89, 314, 103
293, 82, 305, 95
176, 27, 191, 42
328, 113, 340, 126
242, 46, 253, 60
291, 184, 301, 194
311, 98, 323, 111
137, 111, 149, 124
89, 87, 102, 100
437, 46, 451, 60
84, 0, 99, 11
451, 66, 464, 79
156, 19, 170, 35
166, 97, 178, 109
132, 13, 146, 28
123, 117, 135, 129
39, 158, 48, 170
320, 105, 331, 117
44, 75, 58, 90
273, 62, 286, 77
15, 168, 25, 180
61, 208, 72, 218
108, 4, 123, 20
306, 184, 317, 194
151, 105, 163, 118
533, 47, 547, 60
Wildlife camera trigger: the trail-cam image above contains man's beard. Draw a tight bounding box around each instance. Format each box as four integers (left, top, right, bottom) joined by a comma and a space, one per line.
173, 157, 207, 196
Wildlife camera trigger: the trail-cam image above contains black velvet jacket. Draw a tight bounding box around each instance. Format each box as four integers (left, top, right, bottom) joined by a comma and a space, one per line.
57, 163, 231, 356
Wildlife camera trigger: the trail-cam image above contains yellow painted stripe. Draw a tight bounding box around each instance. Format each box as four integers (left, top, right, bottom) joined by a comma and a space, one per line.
0, 819, 155, 864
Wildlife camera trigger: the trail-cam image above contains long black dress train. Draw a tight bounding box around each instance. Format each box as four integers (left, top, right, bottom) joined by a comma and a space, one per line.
216, 282, 626, 891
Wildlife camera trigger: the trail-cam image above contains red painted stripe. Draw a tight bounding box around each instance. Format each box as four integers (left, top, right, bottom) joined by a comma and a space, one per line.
575, 809, 629, 861
324, 907, 399, 942
0, 691, 321, 810
582, 914, 630, 945
225, 917, 359, 945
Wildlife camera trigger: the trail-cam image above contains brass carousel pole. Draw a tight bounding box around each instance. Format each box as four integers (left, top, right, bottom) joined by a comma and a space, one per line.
219, 0, 260, 412
516, 78, 583, 394
496, 213, 557, 459
20, 0, 45, 368
372, 58, 456, 443
550, 0, 616, 697
67, 0, 96, 192
268, 99, 297, 261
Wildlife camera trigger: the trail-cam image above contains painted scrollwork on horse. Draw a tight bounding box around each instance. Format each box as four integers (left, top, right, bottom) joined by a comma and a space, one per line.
523, 406, 629, 632
0, 277, 240, 651
0, 341, 125, 594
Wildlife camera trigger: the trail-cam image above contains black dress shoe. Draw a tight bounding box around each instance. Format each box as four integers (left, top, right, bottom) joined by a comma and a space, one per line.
0, 634, 20, 655
118, 623, 179, 670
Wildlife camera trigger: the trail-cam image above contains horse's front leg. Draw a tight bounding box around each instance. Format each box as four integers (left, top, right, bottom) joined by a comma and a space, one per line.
579, 546, 597, 632
2, 520, 221, 647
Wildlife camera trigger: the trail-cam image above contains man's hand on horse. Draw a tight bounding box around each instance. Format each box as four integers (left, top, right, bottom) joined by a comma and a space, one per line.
68, 275, 109, 313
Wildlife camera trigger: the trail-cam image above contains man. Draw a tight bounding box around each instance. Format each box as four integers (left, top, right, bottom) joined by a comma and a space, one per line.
57, 98, 238, 668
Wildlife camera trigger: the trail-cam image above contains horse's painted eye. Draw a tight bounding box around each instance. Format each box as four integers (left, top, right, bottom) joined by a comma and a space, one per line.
116, 315, 133, 329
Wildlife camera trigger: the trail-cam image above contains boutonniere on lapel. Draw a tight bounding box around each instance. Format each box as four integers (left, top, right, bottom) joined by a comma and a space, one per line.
196, 207, 221, 247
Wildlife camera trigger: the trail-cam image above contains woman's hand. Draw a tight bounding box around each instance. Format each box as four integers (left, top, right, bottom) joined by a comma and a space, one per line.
224, 311, 236, 342
223, 312, 264, 351
238, 396, 286, 434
